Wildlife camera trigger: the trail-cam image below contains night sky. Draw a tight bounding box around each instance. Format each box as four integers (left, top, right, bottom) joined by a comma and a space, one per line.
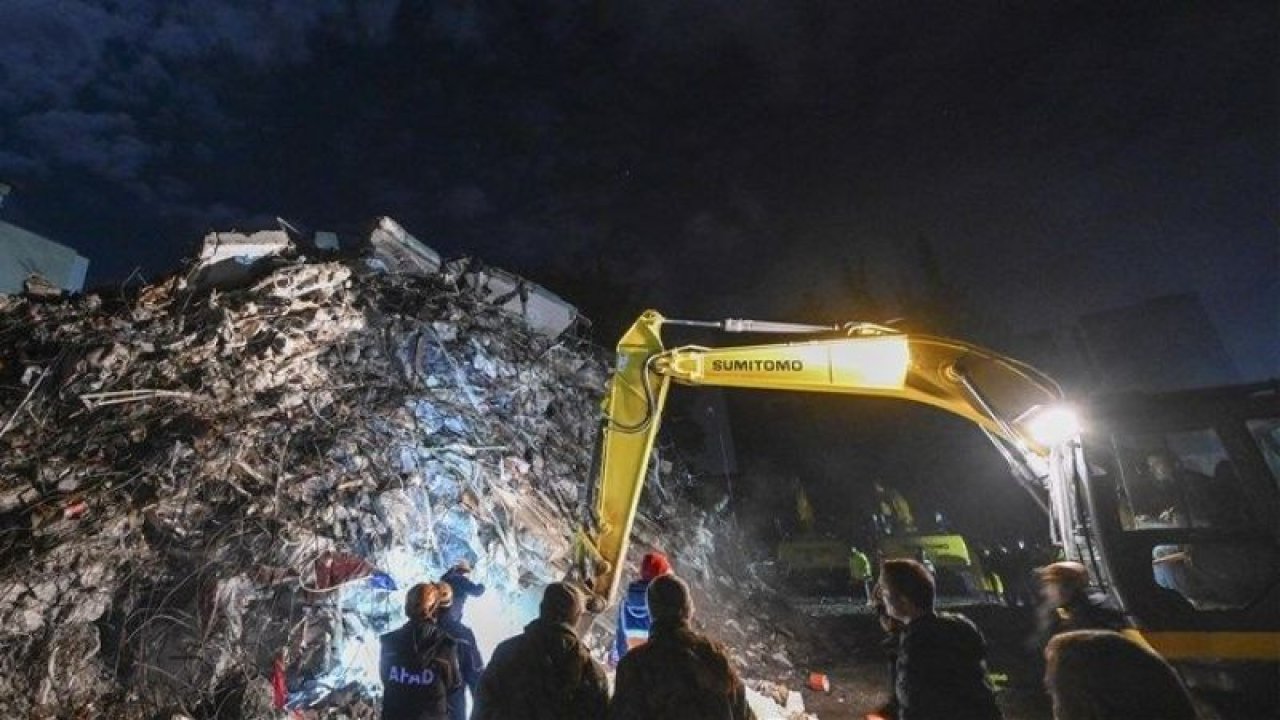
2, 1, 1275, 379
1, 0, 1275, 541
0, 1, 1273, 363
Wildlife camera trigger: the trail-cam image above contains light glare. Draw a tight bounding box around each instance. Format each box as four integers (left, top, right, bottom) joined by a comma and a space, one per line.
831, 335, 910, 389
1025, 405, 1080, 446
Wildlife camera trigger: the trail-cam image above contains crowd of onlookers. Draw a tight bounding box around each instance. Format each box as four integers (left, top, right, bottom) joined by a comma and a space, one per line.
866, 558, 1197, 720
378, 553, 1199, 720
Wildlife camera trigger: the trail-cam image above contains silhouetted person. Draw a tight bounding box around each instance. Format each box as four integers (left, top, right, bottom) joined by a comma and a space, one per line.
879, 559, 1001, 720
613, 551, 672, 663
873, 481, 916, 535
611, 574, 756, 720
472, 582, 608, 720
1032, 562, 1128, 651
1004, 540, 1036, 607
380, 583, 461, 720
870, 580, 904, 720
441, 559, 486, 621
1045, 630, 1196, 720
435, 582, 484, 720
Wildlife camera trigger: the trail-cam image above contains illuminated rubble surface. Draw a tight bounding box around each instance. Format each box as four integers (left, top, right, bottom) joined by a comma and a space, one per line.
0, 225, 811, 719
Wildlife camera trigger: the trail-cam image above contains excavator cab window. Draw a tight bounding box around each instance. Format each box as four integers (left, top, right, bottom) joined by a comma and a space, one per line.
1108, 425, 1279, 611
1113, 429, 1257, 532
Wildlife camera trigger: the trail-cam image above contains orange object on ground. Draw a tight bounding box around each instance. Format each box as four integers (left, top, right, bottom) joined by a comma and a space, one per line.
806, 671, 830, 692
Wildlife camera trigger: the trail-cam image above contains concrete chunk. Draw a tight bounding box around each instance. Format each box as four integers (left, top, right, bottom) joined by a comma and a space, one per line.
368, 217, 441, 277
194, 230, 294, 288
463, 266, 578, 338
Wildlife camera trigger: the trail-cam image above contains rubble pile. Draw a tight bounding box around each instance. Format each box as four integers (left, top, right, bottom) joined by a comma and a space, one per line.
0, 223, 807, 719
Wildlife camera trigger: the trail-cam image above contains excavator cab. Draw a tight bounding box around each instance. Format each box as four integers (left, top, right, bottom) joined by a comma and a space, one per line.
1058, 382, 1280, 703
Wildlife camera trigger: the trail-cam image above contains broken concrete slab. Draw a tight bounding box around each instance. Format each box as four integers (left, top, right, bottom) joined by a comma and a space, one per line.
463, 265, 579, 338
367, 216, 440, 277
194, 229, 294, 289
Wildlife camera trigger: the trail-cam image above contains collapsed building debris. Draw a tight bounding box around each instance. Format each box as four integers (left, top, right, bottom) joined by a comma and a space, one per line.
0, 220, 811, 719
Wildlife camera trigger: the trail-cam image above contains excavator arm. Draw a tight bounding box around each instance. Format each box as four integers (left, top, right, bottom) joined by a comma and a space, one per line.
576, 310, 1073, 608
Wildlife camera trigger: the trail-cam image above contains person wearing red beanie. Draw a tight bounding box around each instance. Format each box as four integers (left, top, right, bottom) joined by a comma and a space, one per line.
613, 551, 673, 663
641, 551, 672, 581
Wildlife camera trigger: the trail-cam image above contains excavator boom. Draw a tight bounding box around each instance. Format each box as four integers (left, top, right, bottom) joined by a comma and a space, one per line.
578, 310, 1067, 606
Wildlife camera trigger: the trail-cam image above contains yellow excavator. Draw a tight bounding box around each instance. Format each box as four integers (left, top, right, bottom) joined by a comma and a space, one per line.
574, 310, 1279, 702
774, 481, 858, 598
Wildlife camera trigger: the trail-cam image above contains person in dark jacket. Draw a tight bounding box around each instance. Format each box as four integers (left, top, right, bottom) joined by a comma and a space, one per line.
611, 574, 757, 720
472, 582, 608, 720
612, 551, 672, 663
380, 582, 462, 720
880, 559, 1002, 720
869, 580, 904, 720
1045, 630, 1196, 720
441, 560, 486, 622
435, 582, 485, 720
1032, 561, 1129, 651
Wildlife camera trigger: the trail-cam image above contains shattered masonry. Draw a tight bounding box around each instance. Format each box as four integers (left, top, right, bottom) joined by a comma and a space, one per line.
0, 220, 807, 719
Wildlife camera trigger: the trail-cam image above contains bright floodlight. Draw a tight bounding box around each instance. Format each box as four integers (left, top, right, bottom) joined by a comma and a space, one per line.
1025, 405, 1080, 446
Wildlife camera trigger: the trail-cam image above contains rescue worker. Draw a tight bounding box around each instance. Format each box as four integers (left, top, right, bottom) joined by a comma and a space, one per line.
1004, 540, 1037, 607
1045, 630, 1196, 720
611, 574, 757, 720
1032, 561, 1128, 651
879, 559, 1002, 720
472, 582, 608, 720
612, 551, 672, 663
435, 582, 484, 720
380, 582, 462, 720
441, 559, 486, 621
912, 547, 936, 577
849, 546, 872, 602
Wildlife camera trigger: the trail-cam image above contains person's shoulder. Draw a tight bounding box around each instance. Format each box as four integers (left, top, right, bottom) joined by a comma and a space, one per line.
936, 611, 980, 630
619, 636, 651, 660
453, 622, 479, 644
616, 639, 657, 670
1083, 594, 1129, 627
918, 612, 984, 644
687, 629, 732, 659
490, 632, 526, 661
663, 628, 734, 671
